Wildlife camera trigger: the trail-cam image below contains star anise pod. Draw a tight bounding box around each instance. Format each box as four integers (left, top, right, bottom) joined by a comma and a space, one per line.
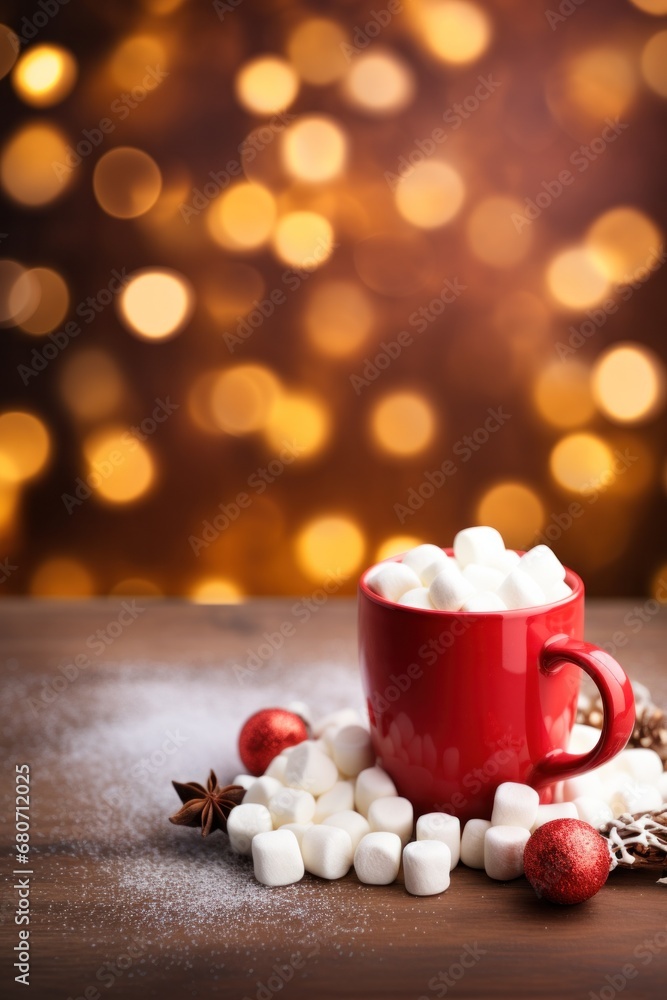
169, 770, 245, 837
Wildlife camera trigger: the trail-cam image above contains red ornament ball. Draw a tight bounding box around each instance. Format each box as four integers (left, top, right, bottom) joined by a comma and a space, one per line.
523, 818, 611, 905
238, 708, 308, 776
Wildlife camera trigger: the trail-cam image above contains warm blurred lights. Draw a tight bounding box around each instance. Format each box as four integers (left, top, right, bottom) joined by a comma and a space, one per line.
110, 577, 162, 597
395, 161, 465, 229
202, 263, 265, 322
119, 268, 193, 340
343, 49, 415, 116
592, 344, 665, 424
641, 30, 667, 98
0, 24, 19, 81
414, 1, 491, 65
109, 36, 167, 89
235, 56, 299, 115
93, 147, 162, 219
30, 558, 94, 598
0, 479, 18, 531
546, 247, 609, 309
272, 211, 334, 269
304, 280, 375, 357
353, 232, 436, 297
0, 411, 50, 483
0, 259, 33, 326
375, 535, 424, 562
550, 433, 615, 492
533, 361, 596, 429
287, 18, 348, 85
585, 207, 662, 282
17, 267, 69, 335
466, 196, 532, 267
84, 427, 155, 503
553, 48, 636, 122
371, 392, 436, 456
59, 349, 125, 421
207, 182, 276, 250
296, 515, 365, 580
629, 0, 667, 13
210, 364, 281, 435
282, 117, 348, 183
190, 577, 244, 604
264, 392, 330, 457
651, 564, 667, 604
12, 44, 77, 106
0, 123, 72, 206
476, 482, 545, 549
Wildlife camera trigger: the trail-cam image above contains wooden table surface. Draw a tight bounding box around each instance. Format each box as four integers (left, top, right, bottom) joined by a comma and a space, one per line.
1, 598, 666, 1000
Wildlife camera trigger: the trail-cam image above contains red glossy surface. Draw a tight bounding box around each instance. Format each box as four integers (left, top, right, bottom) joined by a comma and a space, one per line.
357, 551, 635, 822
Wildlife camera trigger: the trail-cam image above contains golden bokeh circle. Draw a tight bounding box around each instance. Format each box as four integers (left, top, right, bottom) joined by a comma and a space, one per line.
343, 49, 415, 116
305, 280, 375, 357
375, 535, 424, 562
272, 211, 334, 269
210, 364, 281, 435
546, 247, 609, 310
466, 195, 532, 267
287, 18, 348, 85
585, 206, 662, 282
12, 44, 77, 106
1, 122, 73, 206
0, 411, 50, 483
109, 35, 167, 89
59, 349, 125, 421
30, 558, 95, 598
17, 267, 69, 335
414, 1, 491, 65
84, 426, 155, 504
118, 268, 194, 340
532, 361, 596, 429
264, 392, 330, 457
93, 147, 162, 219
371, 391, 436, 456
235, 56, 299, 115
591, 343, 665, 424
476, 482, 545, 550
282, 116, 348, 183
190, 577, 244, 603
395, 161, 465, 229
549, 433, 615, 493
641, 30, 667, 98
296, 515, 365, 581
207, 182, 276, 250
0, 24, 19, 81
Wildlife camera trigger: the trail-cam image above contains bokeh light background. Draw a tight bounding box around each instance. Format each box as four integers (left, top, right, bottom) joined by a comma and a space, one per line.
1, 0, 666, 600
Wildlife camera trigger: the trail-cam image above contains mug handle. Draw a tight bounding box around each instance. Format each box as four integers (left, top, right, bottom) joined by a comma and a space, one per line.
529, 633, 635, 789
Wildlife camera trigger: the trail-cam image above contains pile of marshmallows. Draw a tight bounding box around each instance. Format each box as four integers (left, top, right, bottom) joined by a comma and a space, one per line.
227, 708, 666, 891
365, 526, 572, 612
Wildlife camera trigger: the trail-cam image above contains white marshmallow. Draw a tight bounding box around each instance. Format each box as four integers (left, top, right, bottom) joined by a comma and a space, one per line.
460, 591, 507, 612
279, 822, 312, 845
366, 563, 421, 603
615, 748, 664, 785
313, 780, 355, 822
519, 545, 566, 593
573, 796, 614, 828
284, 742, 338, 796
547, 580, 573, 602
397, 587, 435, 609
416, 812, 461, 867
453, 526, 506, 569
568, 724, 601, 754
227, 803, 273, 855
657, 771, 667, 802
532, 802, 578, 830
484, 825, 530, 880
313, 708, 363, 738
491, 782, 540, 829
421, 559, 452, 586
243, 776, 283, 808
355, 766, 397, 818
368, 796, 414, 847
401, 544, 449, 580
403, 840, 451, 896
609, 779, 663, 818
322, 810, 371, 851
332, 725, 375, 777
268, 787, 316, 827
496, 568, 546, 610
429, 563, 475, 612
301, 824, 353, 879
563, 771, 605, 801
264, 754, 288, 782
252, 829, 304, 886
286, 700, 313, 729
232, 773, 257, 791
462, 563, 505, 592
460, 819, 491, 869
354, 832, 402, 885
488, 549, 521, 573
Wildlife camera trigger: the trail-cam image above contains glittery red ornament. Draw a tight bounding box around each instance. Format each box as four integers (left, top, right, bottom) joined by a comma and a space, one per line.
523, 818, 611, 905
238, 708, 308, 776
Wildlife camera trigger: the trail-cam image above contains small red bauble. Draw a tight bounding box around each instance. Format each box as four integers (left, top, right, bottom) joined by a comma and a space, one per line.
238, 708, 308, 776
523, 818, 611, 905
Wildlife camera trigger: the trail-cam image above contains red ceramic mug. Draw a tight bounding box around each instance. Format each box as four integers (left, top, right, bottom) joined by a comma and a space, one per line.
358, 550, 635, 823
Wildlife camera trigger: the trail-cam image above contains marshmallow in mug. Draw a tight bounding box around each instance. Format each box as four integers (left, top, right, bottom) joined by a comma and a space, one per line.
365, 527, 573, 612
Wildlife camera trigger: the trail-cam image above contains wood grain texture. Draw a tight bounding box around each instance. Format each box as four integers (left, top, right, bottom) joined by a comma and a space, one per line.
1, 598, 666, 1000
